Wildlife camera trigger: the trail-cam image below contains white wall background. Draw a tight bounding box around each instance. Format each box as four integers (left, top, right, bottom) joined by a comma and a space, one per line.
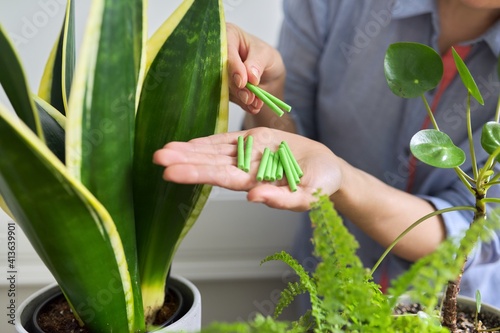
0, 1, 306, 332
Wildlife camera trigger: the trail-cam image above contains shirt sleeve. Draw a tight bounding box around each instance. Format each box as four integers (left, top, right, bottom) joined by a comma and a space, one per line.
278, 0, 335, 139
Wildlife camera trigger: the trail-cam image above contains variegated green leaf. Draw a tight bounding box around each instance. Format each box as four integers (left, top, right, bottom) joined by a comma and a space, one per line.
38, 0, 75, 115
0, 104, 139, 332
66, 0, 145, 330
0, 25, 43, 139
133, 0, 228, 324
33, 95, 66, 162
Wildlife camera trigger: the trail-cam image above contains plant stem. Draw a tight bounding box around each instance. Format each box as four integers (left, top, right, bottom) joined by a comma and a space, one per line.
483, 197, 500, 204
442, 196, 486, 332
495, 93, 500, 123
442, 268, 465, 333
370, 206, 476, 275
466, 93, 479, 180
454, 167, 474, 193
421, 95, 439, 131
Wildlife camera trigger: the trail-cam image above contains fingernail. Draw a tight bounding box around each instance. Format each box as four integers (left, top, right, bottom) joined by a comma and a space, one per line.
251, 67, 260, 82
238, 90, 249, 104
233, 73, 243, 88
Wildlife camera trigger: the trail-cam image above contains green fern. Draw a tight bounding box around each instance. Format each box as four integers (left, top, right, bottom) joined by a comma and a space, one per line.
272, 281, 308, 318
309, 193, 394, 332
388, 212, 500, 313
202, 314, 300, 333
392, 313, 449, 333
201, 193, 500, 333
261, 251, 325, 329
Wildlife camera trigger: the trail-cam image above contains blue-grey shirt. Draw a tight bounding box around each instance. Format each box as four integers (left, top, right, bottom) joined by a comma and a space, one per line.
279, 0, 500, 306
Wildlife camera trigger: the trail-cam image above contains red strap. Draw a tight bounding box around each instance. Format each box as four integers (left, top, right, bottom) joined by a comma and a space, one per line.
380, 45, 472, 293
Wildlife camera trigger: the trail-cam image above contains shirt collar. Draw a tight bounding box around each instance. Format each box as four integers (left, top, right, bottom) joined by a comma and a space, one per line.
391, 0, 500, 56
480, 20, 500, 57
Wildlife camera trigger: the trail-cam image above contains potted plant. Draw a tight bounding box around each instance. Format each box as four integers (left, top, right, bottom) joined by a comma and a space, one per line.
200, 42, 500, 332
0, 0, 228, 332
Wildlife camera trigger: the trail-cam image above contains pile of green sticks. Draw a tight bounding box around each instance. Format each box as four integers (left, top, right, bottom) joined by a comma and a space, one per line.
237, 84, 300, 191
237, 136, 303, 192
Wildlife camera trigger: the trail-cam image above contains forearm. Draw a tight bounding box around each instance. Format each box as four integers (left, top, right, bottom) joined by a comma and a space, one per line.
331, 158, 446, 262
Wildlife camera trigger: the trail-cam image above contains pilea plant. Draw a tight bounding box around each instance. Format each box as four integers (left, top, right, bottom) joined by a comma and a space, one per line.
382, 41, 500, 332
0, 0, 227, 332
202, 42, 500, 332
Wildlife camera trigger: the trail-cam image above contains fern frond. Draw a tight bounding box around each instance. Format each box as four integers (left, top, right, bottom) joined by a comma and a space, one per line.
201, 314, 301, 333
310, 193, 393, 331
261, 251, 324, 328
273, 281, 308, 319
392, 312, 449, 333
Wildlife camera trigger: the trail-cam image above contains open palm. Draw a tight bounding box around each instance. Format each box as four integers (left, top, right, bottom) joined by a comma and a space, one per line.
153, 127, 341, 211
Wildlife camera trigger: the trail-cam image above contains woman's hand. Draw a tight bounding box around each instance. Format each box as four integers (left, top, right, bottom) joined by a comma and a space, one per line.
227, 23, 286, 114
153, 127, 342, 211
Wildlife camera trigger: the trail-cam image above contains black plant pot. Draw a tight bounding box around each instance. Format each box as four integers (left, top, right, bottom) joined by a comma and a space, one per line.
15, 275, 201, 333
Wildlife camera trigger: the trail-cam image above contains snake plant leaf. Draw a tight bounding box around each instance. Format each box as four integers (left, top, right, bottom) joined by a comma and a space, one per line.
38, 0, 75, 115
410, 129, 466, 168
384, 42, 443, 98
0, 104, 141, 333
481, 121, 500, 161
0, 194, 13, 219
66, 0, 145, 329
133, 0, 228, 323
0, 25, 43, 140
33, 95, 66, 162
451, 47, 484, 105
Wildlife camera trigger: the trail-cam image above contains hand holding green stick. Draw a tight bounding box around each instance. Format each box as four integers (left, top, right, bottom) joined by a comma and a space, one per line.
246, 82, 292, 117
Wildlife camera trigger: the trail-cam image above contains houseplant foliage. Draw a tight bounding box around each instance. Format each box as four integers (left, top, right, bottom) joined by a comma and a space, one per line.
203, 43, 500, 332
202, 194, 500, 333
0, 0, 228, 331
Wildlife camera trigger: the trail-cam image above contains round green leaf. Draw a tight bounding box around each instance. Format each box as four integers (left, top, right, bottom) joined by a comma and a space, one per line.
410, 129, 465, 168
452, 47, 484, 105
481, 121, 500, 160
384, 42, 443, 98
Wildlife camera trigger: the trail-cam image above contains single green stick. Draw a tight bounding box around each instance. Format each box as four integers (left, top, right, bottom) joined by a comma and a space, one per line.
253, 85, 292, 112
246, 83, 285, 117
244, 135, 253, 172
281, 143, 300, 184
256, 147, 271, 181
282, 141, 303, 178
271, 151, 279, 180
237, 136, 245, 170
275, 154, 284, 180
278, 146, 297, 192
264, 152, 274, 181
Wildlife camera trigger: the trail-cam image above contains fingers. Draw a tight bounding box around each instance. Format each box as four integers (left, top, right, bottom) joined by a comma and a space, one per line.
153, 145, 235, 167
247, 184, 315, 212
163, 164, 256, 192
188, 128, 281, 148
226, 23, 282, 114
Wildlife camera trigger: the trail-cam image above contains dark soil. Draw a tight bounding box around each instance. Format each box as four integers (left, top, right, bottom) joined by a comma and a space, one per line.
37, 289, 180, 333
394, 302, 500, 332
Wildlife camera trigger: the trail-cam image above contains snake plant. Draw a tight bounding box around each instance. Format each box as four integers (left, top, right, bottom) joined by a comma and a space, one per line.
0, 0, 228, 331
